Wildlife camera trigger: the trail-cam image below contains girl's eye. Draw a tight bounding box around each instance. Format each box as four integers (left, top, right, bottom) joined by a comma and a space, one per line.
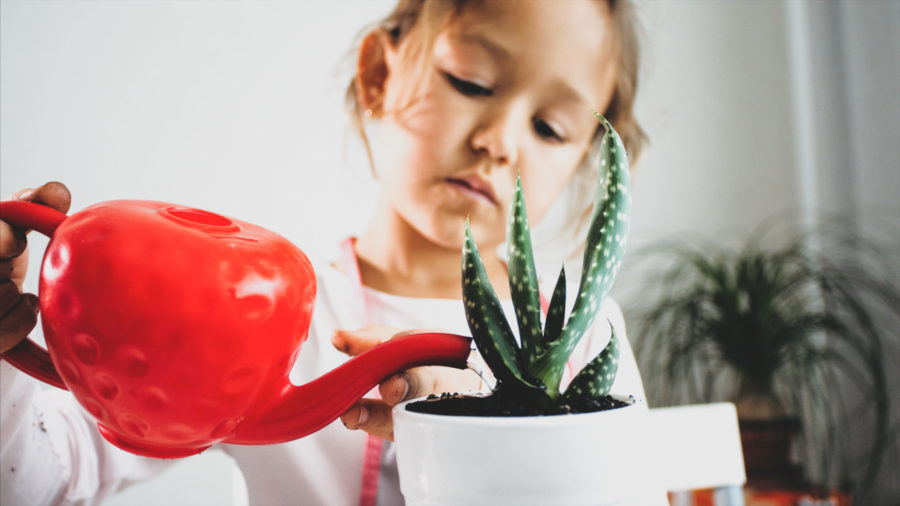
533, 117, 564, 142
444, 73, 493, 97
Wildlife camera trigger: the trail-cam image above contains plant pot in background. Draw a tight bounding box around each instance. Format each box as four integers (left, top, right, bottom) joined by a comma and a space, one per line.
739, 417, 804, 488
628, 222, 899, 500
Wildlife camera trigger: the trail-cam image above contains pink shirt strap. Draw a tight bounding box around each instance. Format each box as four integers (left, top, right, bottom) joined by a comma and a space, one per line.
359, 435, 383, 506
340, 238, 383, 506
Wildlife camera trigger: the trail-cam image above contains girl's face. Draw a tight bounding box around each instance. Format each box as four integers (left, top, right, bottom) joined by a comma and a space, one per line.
373, 0, 617, 251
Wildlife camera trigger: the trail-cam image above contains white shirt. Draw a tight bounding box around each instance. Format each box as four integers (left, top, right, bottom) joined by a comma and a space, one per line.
0, 253, 646, 506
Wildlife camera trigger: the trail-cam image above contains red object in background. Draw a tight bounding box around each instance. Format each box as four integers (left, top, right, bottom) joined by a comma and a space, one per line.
668, 488, 852, 506
0, 200, 471, 458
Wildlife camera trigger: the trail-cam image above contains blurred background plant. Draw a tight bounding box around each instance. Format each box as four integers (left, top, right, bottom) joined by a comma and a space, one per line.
625, 215, 899, 503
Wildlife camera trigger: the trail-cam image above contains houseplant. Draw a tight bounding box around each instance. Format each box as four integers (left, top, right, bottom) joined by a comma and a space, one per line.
627, 221, 898, 500
393, 116, 666, 505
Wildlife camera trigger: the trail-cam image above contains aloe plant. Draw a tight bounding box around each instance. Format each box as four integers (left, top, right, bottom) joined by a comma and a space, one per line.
461, 114, 631, 411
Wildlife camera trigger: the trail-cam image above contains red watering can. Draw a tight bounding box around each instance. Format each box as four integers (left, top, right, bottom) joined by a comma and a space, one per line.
0, 200, 471, 459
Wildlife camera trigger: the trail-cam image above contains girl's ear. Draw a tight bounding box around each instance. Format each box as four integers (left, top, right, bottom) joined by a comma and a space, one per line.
356, 30, 392, 116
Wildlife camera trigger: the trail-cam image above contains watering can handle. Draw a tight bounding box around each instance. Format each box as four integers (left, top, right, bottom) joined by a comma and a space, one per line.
0, 200, 68, 390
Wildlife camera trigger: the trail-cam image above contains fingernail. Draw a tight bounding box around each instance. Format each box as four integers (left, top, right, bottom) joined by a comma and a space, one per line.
357, 406, 369, 426
398, 377, 410, 402
17, 190, 33, 201
331, 332, 350, 353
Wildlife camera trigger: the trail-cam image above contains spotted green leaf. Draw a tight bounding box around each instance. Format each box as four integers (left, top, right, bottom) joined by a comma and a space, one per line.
507, 174, 543, 364
531, 115, 631, 395
542, 265, 566, 343
558, 323, 620, 406
462, 221, 541, 391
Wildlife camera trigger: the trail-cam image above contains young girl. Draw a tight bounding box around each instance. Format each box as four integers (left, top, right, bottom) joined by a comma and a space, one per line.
0, 0, 647, 504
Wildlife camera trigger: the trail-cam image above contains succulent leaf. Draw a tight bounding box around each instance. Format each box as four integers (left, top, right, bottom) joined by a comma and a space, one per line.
458, 114, 631, 409
462, 221, 542, 390
558, 322, 621, 406
531, 115, 631, 394
507, 175, 544, 364
543, 265, 567, 343
575, 114, 631, 325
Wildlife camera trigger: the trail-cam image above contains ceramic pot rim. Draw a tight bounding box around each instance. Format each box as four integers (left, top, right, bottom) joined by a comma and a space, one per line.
393, 393, 645, 429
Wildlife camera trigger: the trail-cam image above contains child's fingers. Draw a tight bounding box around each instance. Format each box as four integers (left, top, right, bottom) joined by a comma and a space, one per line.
0, 221, 27, 262
1, 182, 72, 285
0, 182, 72, 354
380, 366, 482, 405
331, 324, 400, 356
378, 373, 411, 405
0, 279, 21, 316
18, 181, 72, 214
341, 366, 484, 442
6, 187, 35, 201
340, 398, 395, 441
331, 326, 447, 356
0, 293, 38, 354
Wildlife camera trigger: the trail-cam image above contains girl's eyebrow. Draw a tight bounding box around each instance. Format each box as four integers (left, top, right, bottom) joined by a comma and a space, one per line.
549, 78, 592, 110
455, 32, 509, 60
453, 30, 594, 110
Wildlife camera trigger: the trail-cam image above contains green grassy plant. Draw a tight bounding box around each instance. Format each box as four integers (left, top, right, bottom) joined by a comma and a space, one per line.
629, 222, 898, 497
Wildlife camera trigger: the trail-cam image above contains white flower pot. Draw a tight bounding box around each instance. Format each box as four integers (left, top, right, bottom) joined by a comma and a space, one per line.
393, 395, 667, 506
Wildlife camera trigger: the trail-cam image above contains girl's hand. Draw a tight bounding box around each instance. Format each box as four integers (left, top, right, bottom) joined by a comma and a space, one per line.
332, 325, 482, 441
0, 182, 71, 353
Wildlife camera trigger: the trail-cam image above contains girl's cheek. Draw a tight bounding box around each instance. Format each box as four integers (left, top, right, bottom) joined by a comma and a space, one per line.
393, 81, 458, 135
522, 151, 583, 221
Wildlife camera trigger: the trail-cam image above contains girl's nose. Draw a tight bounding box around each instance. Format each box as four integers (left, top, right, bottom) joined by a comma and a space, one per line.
468, 108, 522, 168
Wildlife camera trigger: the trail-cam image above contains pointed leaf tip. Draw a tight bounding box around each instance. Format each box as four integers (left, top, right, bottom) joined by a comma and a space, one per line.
543, 264, 567, 343
507, 172, 542, 364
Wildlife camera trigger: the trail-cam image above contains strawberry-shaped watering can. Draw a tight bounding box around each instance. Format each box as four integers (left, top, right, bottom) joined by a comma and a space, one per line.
0, 199, 471, 458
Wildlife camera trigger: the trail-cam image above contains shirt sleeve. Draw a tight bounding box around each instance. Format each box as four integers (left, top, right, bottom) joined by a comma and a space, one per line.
1, 361, 173, 505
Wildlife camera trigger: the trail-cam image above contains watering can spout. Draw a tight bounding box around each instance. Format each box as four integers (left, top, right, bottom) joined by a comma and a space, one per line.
230, 332, 471, 445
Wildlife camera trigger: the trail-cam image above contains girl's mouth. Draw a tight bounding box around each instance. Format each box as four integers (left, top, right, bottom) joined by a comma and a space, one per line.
445, 176, 498, 206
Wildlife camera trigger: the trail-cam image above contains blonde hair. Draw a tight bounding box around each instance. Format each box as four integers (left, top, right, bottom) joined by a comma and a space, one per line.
345, 0, 646, 264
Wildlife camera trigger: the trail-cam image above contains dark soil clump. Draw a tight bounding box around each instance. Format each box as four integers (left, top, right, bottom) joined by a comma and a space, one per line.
406, 392, 631, 417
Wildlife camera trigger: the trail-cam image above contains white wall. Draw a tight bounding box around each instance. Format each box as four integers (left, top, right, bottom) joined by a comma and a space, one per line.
1, 1, 391, 504
1, 0, 897, 504
1, 0, 387, 263
627, 0, 799, 250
